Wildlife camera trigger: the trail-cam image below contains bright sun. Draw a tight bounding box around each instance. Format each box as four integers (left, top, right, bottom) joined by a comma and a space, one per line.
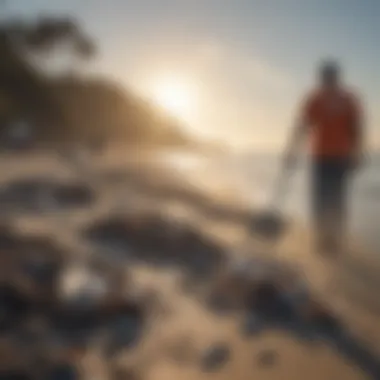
150, 77, 196, 121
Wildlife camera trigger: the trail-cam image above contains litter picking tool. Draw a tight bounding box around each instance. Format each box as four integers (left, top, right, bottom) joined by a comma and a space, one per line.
249, 160, 294, 241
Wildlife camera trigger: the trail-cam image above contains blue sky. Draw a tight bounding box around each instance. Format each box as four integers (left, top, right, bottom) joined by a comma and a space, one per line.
5, 0, 380, 150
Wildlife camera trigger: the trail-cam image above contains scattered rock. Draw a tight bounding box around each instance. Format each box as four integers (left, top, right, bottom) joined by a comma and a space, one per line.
249, 282, 281, 309
18, 235, 64, 285
104, 313, 144, 358
241, 312, 265, 337
208, 257, 303, 313
52, 266, 145, 346
298, 298, 339, 332
52, 183, 95, 209
84, 213, 226, 279
83, 215, 136, 247
0, 178, 56, 213
283, 284, 310, 307
46, 363, 78, 380
0, 182, 359, 380
0, 371, 32, 380
0, 285, 33, 331
249, 211, 288, 240
200, 343, 230, 372
207, 265, 255, 311
58, 265, 108, 305
248, 282, 296, 322
0, 178, 96, 214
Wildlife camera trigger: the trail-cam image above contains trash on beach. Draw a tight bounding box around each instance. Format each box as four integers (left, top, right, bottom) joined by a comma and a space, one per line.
22, 259, 59, 287
51, 262, 145, 347
59, 265, 108, 308
249, 210, 288, 241
208, 257, 302, 312
84, 213, 226, 279
52, 183, 95, 208
0, 285, 33, 331
0, 178, 96, 214
200, 343, 231, 372
46, 363, 79, 380
104, 314, 144, 358
297, 298, 340, 332
241, 312, 265, 338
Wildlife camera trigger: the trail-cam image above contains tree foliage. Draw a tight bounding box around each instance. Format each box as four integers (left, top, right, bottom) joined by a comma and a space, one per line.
1, 16, 95, 59
0, 13, 190, 148
0, 15, 94, 130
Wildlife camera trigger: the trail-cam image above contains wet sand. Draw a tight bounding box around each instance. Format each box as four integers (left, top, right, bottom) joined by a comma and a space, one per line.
0, 150, 379, 379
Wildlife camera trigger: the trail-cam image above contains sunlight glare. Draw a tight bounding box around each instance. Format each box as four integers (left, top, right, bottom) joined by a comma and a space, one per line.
150, 76, 197, 121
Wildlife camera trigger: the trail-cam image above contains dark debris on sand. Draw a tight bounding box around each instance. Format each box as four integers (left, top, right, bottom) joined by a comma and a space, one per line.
83, 213, 227, 280
0, 224, 146, 379
206, 256, 380, 378
0, 178, 96, 214
0, 204, 379, 379
200, 343, 231, 372
83, 211, 380, 378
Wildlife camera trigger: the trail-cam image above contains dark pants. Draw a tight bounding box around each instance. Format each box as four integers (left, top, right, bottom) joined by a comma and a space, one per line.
311, 158, 352, 247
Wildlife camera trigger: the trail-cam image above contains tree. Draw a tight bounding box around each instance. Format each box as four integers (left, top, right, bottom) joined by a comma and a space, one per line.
0, 11, 192, 149
2, 16, 95, 60
0, 14, 95, 137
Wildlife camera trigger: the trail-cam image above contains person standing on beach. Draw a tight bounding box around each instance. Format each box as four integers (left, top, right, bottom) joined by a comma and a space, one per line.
284, 61, 365, 254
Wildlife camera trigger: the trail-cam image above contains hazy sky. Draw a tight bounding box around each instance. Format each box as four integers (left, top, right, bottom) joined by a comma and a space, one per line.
5, 0, 380, 150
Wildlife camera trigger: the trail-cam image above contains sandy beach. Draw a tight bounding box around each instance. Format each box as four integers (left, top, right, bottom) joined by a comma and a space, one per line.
0, 149, 379, 380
